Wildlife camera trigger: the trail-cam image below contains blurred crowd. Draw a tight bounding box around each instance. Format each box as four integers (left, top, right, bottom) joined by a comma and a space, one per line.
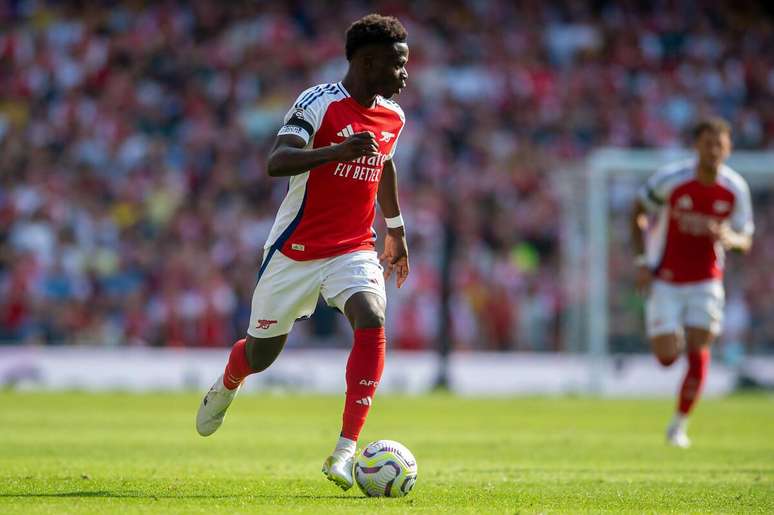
1, 0, 773, 352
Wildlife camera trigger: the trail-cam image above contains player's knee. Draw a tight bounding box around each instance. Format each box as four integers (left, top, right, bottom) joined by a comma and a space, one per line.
656, 353, 678, 367
357, 309, 385, 329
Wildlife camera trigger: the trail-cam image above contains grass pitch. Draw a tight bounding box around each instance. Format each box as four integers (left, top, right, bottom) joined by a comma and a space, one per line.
0, 392, 771, 514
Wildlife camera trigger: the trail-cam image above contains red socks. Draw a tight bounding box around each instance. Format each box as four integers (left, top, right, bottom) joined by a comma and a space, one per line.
678, 347, 710, 415
341, 327, 386, 441
223, 339, 252, 390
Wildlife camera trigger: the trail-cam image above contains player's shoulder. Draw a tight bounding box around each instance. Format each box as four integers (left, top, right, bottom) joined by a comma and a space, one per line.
293, 82, 348, 111
376, 96, 405, 122
655, 158, 694, 178
718, 164, 750, 195
650, 159, 695, 187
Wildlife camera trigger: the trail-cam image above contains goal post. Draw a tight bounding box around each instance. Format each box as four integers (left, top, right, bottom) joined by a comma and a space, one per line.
560, 147, 774, 394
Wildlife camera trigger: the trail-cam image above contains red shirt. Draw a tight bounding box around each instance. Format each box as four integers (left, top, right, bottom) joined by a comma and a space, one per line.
268, 82, 404, 261
639, 161, 754, 283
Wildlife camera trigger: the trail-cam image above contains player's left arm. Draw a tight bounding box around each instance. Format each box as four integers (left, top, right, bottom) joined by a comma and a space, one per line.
377, 158, 409, 288
714, 179, 754, 253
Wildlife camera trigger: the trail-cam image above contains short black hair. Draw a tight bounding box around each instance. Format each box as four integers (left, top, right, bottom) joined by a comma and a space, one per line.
692, 117, 731, 141
345, 14, 407, 61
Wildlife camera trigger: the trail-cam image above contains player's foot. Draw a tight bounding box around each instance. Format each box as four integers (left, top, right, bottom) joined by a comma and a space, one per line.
322, 454, 354, 491
196, 374, 240, 436
666, 419, 691, 448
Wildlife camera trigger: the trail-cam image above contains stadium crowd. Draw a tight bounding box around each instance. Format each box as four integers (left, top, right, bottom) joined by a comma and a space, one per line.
1, 0, 773, 352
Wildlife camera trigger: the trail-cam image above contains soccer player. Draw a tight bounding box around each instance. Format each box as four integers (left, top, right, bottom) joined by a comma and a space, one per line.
631, 118, 754, 448
195, 14, 410, 490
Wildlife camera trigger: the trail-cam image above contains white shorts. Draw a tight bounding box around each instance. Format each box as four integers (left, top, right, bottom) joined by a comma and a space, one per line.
247, 249, 386, 338
645, 279, 725, 337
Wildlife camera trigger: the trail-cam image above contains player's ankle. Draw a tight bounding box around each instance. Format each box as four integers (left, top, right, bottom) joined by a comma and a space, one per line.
332, 436, 357, 459
671, 412, 688, 429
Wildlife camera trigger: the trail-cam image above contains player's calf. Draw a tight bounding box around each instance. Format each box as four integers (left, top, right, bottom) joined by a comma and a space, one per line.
244, 334, 287, 372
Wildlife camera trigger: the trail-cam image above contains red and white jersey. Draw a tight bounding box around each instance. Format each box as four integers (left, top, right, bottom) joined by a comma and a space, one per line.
267, 82, 405, 261
638, 160, 754, 283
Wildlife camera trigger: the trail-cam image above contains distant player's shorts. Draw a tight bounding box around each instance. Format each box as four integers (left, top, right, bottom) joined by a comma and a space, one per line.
645, 279, 725, 337
247, 250, 386, 338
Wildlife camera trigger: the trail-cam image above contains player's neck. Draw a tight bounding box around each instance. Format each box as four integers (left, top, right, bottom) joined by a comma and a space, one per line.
695, 163, 719, 185
341, 74, 377, 108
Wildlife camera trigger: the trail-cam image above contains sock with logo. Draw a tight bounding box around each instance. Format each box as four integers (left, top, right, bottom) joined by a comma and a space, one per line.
677, 347, 710, 415
341, 327, 386, 441
222, 339, 253, 390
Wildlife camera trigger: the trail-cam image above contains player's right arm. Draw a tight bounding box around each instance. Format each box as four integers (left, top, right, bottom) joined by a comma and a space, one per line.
267, 132, 379, 177
266, 89, 379, 177
630, 199, 651, 295
631, 167, 673, 294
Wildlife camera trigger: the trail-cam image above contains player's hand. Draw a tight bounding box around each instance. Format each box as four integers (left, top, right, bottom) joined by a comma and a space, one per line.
707, 219, 723, 239
335, 131, 379, 161
636, 265, 652, 296
380, 228, 409, 288
707, 219, 736, 249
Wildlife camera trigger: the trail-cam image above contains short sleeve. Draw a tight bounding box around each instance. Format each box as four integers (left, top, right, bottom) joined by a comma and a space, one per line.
729, 178, 754, 236
379, 98, 405, 159
277, 87, 327, 145
638, 168, 676, 212
388, 124, 404, 158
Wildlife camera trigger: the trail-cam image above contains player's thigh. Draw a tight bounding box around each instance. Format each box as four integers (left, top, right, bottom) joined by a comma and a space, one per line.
247, 250, 322, 339
320, 250, 386, 327
683, 280, 724, 339
645, 280, 682, 339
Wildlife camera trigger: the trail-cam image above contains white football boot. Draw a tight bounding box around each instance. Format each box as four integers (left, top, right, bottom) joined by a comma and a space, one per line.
666, 415, 691, 448
321, 454, 355, 491
196, 374, 240, 436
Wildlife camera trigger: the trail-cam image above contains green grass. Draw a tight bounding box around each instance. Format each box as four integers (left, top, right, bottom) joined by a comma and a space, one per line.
0, 392, 772, 514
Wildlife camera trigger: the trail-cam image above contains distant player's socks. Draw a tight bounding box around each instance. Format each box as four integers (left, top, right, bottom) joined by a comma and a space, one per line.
678, 347, 710, 415
666, 347, 709, 448
223, 339, 252, 390
341, 327, 386, 441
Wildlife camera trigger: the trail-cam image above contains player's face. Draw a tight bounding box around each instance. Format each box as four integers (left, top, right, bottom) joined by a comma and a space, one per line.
368, 42, 409, 98
694, 130, 731, 169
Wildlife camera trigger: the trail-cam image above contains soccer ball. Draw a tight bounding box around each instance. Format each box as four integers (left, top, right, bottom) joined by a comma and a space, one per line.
354, 439, 417, 497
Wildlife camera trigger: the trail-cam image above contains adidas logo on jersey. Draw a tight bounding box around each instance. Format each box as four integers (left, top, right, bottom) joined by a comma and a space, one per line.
355, 396, 372, 406
676, 195, 693, 210
336, 124, 355, 138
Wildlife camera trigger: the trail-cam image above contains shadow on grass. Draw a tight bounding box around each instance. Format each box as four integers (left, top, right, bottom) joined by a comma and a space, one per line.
0, 491, 360, 500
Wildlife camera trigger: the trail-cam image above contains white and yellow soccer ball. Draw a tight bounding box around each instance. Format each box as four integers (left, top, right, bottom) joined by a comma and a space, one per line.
354, 439, 417, 497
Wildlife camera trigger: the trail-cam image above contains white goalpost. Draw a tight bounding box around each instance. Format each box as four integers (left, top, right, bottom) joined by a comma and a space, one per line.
559, 147, 774, 394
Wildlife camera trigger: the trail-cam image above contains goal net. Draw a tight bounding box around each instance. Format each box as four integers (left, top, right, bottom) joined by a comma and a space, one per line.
558, 148, 774, 391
